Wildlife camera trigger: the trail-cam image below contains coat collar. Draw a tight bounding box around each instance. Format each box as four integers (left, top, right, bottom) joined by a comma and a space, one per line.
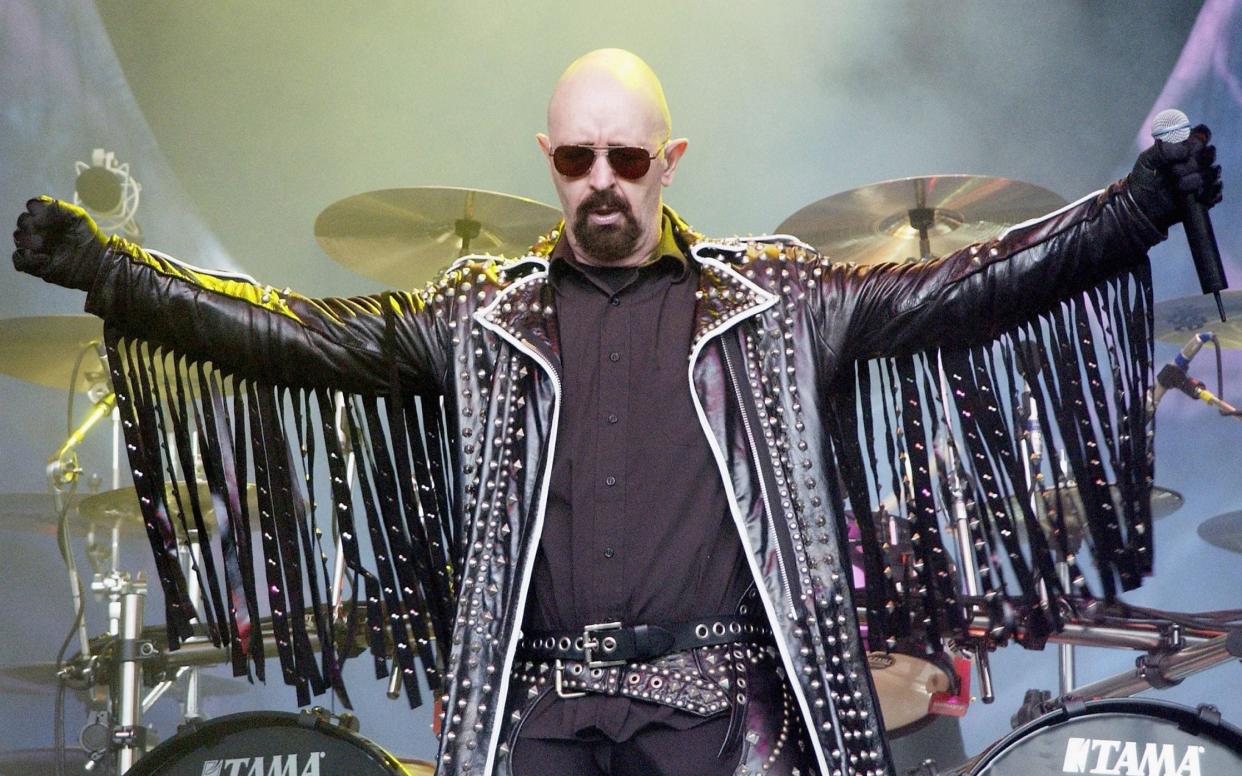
473, 220, 778, 376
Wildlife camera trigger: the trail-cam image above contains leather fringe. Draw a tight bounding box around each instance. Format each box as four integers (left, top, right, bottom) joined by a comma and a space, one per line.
829, 264, 1155, 654
103, 325, 457, 710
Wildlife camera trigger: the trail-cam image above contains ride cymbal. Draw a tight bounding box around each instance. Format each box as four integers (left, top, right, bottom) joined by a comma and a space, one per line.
1153, 291, 1242, 348
1198, 510, 1242, 554
0, 315, 106, 393
76, 482, 260, 535
775, 175, 1067, 265
314, 186, 560, 288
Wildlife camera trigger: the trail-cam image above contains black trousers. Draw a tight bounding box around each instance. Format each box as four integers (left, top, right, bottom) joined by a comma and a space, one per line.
511, 714, 737, 776
501, 648, 818, 776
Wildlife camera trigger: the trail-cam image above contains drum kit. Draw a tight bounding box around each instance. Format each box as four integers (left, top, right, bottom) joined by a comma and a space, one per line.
2, 176, 1241, 775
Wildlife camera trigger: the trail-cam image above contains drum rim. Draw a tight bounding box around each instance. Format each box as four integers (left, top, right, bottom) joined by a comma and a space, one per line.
967, 697, 1242, 773
125, 710, 408, 776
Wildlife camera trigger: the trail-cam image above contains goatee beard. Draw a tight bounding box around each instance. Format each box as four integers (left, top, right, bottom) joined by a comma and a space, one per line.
573, 189, 641, 264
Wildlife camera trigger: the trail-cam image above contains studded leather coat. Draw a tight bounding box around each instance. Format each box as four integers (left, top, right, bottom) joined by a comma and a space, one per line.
82, 180, 1162, 776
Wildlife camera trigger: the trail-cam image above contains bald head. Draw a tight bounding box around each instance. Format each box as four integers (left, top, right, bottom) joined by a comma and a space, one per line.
547, 48, 671, 149
536, 49, 688, 267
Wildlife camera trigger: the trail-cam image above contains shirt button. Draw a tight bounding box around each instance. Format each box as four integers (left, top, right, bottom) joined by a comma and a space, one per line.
603, 547, 615, 559
609, 296, 621, 306
606, 413, 619, 424
608, 352, 620, 362
605, 475, 617, 486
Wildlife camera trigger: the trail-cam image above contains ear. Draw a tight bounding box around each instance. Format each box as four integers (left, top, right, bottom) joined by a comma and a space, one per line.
536, 132, 552, 157
659, 138, 689, 187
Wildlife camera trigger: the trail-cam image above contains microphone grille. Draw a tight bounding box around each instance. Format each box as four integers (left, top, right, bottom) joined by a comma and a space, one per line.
1151, 109, 1191, 143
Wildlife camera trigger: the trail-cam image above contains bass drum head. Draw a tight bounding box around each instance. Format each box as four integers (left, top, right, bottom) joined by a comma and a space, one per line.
127, 711, 414, 776
966, 699, 1242, 775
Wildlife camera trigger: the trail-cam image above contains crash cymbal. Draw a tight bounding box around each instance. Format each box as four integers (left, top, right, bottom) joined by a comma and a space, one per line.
1197, 510, 1242, 554
774, 175, 1067, 265
0, 315, 106, 393
1153, 291, 1242, 348
77, 482, 260, 535
0, 661, 248, 696
1023, 484, 1182, 541
314, 186, 560, 287
0, 492, 96, 538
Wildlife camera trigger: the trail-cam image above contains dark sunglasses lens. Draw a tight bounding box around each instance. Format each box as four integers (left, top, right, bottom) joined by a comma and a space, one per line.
608, 147, 651, 179
552, 146, 595, 177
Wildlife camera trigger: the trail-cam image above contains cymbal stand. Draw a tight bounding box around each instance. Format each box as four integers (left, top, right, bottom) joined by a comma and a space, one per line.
113, 578, 149, 775
1016, 368, 1079, 696
330, 392, 357, 619
935, 355, 994, 703
326, 392, 394, 698
173, 529, 206, 721
455, 190, 482, 257
48, 359, 117, 659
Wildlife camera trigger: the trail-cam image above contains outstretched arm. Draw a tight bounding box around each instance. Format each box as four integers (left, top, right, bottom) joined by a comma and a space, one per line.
813, 126, 1222, 360
13, 197, 452, 395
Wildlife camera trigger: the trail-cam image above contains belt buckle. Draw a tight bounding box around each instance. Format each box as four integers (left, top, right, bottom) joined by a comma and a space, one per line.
553, 659, 587, 699
582, 621, 625, 669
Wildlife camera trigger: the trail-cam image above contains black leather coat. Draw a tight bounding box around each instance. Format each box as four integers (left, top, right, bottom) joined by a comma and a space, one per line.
83, 180, 1162, 776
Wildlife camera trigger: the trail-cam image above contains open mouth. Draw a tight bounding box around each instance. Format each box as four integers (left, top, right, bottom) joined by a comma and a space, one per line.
588, 206, 624, 225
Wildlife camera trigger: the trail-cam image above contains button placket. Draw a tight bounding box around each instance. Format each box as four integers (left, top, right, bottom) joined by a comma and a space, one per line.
594, 286, 630, 619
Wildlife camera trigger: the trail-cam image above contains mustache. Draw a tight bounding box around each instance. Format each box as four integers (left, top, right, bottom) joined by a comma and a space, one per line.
577, 189, 632, 218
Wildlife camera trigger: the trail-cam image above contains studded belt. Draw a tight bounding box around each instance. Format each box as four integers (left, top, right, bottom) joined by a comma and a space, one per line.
510, 640, 775, 712
516, 614, 763, 668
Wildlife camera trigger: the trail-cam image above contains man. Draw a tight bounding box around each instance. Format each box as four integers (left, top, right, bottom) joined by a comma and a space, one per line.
12, 49, 1221, 776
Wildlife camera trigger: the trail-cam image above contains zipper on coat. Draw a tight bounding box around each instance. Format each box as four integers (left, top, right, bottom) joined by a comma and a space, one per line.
720, 333, 798, 612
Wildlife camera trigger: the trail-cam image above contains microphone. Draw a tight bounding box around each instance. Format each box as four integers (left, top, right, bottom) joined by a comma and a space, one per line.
1151, 331, 1213, 410
72, 148, 143, 243
1151, 109, 1228, 322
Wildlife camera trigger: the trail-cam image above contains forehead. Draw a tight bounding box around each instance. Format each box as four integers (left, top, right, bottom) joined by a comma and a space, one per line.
547, 75, 664, 147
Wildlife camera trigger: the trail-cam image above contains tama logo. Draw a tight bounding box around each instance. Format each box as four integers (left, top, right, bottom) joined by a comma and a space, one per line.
200, 752, 326, 776
1062, 737, 1205, 776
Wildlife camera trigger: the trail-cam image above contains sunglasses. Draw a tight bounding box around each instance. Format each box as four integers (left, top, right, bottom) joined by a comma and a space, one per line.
549, 143, 665, 180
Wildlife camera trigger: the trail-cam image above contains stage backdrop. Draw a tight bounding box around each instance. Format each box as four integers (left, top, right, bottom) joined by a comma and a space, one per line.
1, 0, 1239, 766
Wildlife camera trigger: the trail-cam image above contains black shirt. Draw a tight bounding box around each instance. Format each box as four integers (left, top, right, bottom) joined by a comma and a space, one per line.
521, 217, 752, 740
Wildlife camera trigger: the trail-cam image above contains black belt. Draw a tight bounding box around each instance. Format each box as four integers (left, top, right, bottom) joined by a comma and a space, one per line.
517, 614, 765, 667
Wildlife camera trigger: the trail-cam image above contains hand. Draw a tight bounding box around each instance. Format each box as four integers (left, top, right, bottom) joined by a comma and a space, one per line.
12, 196, 111, 291
1128, 124, 1223, 230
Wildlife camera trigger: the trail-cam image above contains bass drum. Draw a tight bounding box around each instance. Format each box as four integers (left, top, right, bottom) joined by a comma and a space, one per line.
960, 699, 1242, 775
126, 711, 433, 776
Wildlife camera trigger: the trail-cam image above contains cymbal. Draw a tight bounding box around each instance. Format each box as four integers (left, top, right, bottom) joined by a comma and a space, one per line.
0, 492, 95, 538
77, 482, 260, 535
1153, 291, 1242, 348
314, 186, 560, 287
0, 661, 248, 696
1009, 484, 1182, 544
0, 315, 106, 393
1197, 510, 1242, 554
774, 175, 1067, 265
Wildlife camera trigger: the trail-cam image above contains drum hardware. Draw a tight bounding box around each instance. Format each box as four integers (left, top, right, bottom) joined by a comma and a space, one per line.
952, 698, 1242, 775
124, 711, 434, 776
114, 581, 149, 775
313, 186, 560, 288
933, 355, 996, 708
1055, 631, 1242, 705
302, 705, 362, 734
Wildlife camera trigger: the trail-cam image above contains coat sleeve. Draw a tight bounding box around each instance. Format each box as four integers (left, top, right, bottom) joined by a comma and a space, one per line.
808, 179, 1165, 362
82, 237, 458, 395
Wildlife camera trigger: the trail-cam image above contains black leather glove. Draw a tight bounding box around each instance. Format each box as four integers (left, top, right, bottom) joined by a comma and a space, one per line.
1128, 124, 1223, 231
12, 196, 111, 291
